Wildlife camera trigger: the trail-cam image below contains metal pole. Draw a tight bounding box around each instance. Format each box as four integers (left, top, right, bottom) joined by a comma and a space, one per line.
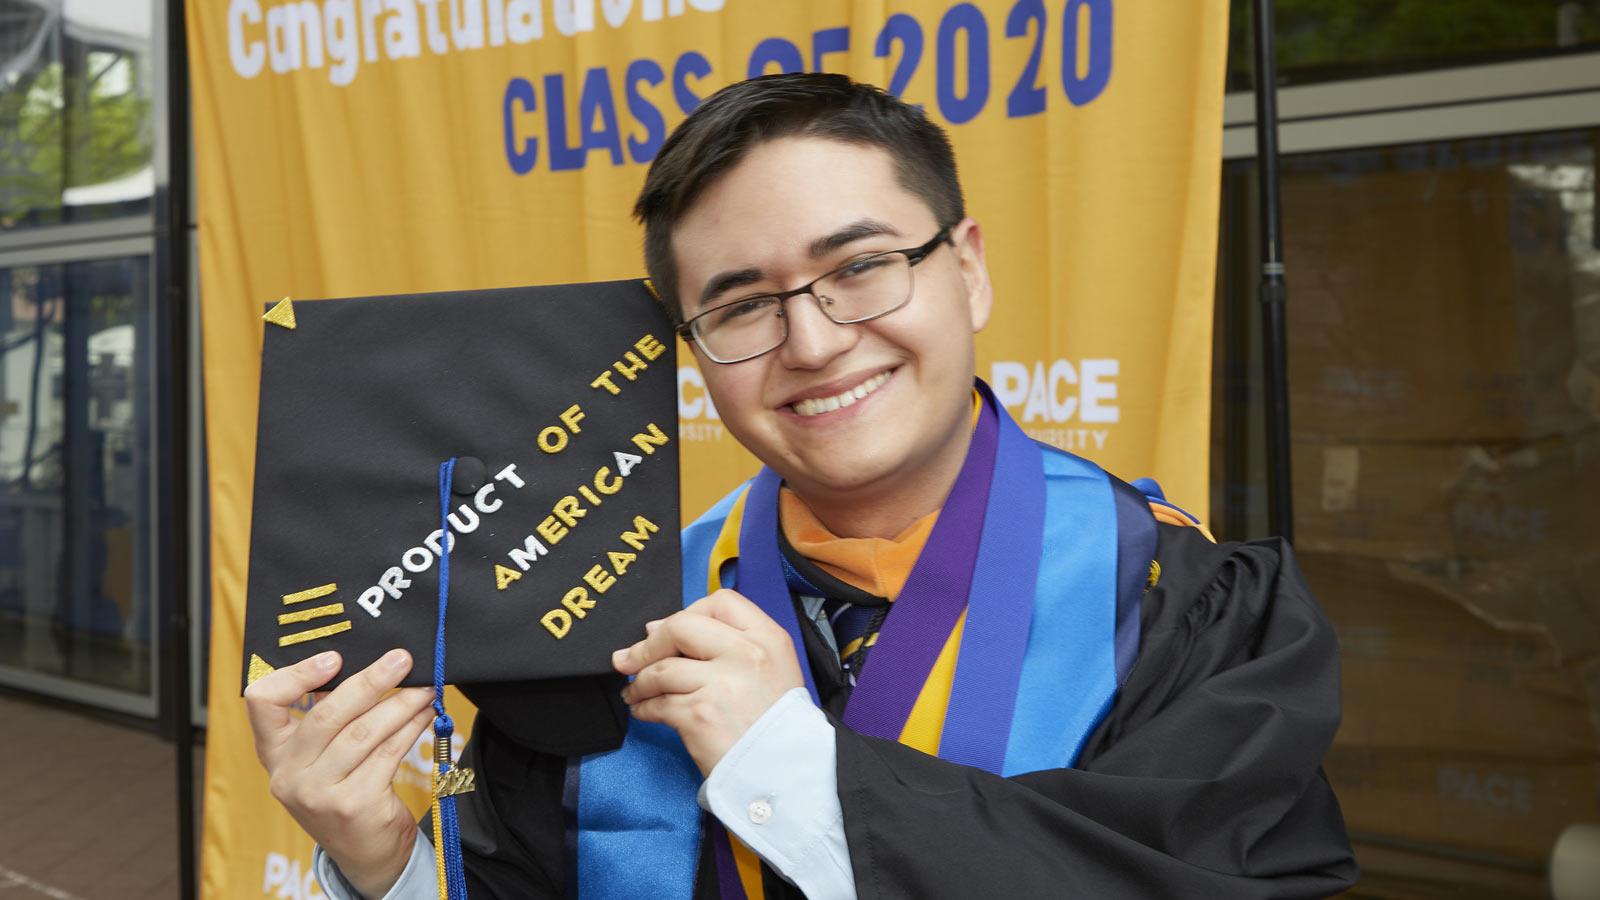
158, 0, 198, 896
1251, 0, 1293, 543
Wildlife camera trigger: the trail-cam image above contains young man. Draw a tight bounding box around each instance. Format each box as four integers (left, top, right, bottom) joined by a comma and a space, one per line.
246, 73, 1356, 898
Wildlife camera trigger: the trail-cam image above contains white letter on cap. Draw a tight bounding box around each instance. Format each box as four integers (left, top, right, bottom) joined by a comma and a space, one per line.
229, 0, 266, 77
357, 586, 386, 617
402, 546, 434, 573
475, 483, 502, 513
495, 463, 525, 488
380, 566, 412, 597
508, 534, 548, 571
613, 451, 643, 477
424, 529, 456, 556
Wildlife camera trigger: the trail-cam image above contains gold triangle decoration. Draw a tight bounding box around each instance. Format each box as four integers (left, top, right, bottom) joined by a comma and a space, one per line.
247, 653, 277, 685
263, 296, 297, 330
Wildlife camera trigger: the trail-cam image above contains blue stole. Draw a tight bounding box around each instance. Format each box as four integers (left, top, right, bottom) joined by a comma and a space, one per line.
572, 395, 1155, 898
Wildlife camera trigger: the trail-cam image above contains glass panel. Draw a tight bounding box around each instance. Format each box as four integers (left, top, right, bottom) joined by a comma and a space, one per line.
1228, 0, 1600, 90
1216, 130, 1600, 895
0, 254, 152, 695
0, 0, 154, 229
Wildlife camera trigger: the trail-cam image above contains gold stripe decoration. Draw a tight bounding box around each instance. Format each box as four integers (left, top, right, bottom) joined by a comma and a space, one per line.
263, 296, 297, 330
641, 278, 659, 300
282, 582, 337, 605
277, 602, 344, 625
1147, 560, 1162, 589
278, 620, 352, 647
247, 653, 277, 685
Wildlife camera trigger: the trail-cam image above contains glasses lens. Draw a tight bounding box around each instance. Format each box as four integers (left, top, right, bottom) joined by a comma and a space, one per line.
695, 295, 787, 363
815, 252, 913, 323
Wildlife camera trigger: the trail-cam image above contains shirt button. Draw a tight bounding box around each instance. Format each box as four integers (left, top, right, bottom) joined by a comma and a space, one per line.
748, 800, 773, 825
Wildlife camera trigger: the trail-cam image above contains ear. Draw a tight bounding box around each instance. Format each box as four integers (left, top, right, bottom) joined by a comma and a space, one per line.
950, 218, 993, 334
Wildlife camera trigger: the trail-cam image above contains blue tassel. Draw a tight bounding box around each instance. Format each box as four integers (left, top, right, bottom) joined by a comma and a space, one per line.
434, 459, 470, 900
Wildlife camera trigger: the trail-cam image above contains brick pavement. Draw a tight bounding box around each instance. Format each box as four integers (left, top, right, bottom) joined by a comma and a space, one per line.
0, 693, 197, 899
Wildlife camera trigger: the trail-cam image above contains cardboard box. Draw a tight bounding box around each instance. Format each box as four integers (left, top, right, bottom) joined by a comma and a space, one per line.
1326, 744, 1599, 865
1285, 161, 1591, 443
1304, 553, 1599, 760
1292, 431, 1599, 566
1301, 552, 1600, 866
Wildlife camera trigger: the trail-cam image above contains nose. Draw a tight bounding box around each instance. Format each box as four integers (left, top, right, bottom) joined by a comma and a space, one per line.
777, 292, 857, 370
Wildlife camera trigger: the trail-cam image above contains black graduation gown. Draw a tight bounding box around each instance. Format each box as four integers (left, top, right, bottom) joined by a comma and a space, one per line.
435, 523, 1358, 899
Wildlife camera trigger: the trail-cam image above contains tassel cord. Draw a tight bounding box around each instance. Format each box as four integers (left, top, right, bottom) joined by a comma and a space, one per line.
432, 459, 469, 900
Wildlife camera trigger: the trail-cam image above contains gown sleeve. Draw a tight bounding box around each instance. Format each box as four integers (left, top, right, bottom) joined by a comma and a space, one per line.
831, 526, 1359, 899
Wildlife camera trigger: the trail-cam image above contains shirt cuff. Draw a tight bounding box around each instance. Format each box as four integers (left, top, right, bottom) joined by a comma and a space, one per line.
313, 827, 437, 900
699, 686, 857, 899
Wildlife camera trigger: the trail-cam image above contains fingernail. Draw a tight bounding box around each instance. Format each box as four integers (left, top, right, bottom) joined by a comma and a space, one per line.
644, 620, 661, 635
611, 649, 629, 668
314, 651, 338, 670
383, 649, 410, 670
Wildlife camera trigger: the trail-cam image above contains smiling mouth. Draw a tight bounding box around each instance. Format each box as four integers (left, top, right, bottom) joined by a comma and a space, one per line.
788, 370, 895, 417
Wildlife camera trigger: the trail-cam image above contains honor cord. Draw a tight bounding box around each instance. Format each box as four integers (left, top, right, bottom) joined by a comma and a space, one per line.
432, 458, 469, 900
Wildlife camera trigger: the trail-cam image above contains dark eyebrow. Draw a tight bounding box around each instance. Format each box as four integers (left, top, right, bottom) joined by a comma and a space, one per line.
808, 218, 902, 258
697, 267, 764, 309
695, 219, 904, 310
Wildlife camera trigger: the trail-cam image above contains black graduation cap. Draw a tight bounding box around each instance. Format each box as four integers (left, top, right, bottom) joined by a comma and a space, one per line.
240, 281, 681, 696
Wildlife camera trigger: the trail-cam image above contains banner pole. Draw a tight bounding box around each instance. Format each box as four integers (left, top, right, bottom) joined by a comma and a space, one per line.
159, 0, 198, 896
1251, 0, 1294, 544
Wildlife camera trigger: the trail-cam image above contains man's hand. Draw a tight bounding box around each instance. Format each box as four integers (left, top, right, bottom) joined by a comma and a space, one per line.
614, 589, 805, 776
244, 649, 435, 899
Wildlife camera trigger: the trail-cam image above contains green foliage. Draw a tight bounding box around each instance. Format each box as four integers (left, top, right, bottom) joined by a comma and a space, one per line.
1229, 0, 1600, 87
0, 50, 152, 228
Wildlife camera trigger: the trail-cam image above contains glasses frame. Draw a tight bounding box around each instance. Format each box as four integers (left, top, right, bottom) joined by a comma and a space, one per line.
676, 226, 954, 364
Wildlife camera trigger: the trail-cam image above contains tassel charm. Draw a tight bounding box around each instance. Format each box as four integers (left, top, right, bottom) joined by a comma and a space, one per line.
433, 767, 476, 799
432, 731, 476, 798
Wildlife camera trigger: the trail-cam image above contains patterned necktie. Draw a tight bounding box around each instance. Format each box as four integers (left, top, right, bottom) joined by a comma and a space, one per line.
779, 544, 889, 684
821, 598, 887, 682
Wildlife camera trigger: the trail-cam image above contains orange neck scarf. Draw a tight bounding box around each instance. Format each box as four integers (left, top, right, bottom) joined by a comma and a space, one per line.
776, 490, 937, 601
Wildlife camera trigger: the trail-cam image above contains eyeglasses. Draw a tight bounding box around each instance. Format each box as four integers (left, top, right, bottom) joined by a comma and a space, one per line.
676, 227, 953, 364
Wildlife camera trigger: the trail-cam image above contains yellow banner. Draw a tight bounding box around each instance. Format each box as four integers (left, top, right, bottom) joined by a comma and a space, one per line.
189, 1, 1227, 894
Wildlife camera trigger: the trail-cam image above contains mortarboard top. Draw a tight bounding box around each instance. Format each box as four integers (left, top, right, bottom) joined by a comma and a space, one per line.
241, 281, 681, 701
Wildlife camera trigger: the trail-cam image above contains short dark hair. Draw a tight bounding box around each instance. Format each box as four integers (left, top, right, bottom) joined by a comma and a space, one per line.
633, 73, 966, 320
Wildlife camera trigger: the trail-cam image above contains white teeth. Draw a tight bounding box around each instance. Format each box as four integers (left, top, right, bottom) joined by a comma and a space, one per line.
791, 371, 893, 417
